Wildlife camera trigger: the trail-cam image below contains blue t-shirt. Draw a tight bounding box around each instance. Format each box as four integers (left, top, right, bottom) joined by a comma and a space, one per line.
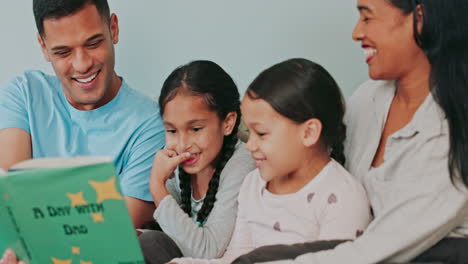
0, 70, 165, 201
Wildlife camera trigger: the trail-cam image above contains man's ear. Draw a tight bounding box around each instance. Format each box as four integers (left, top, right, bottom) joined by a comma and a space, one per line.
37, 33, 51, 62
301, 118, 322, 147
222, 112, 238, 136
109, 13, 119, 44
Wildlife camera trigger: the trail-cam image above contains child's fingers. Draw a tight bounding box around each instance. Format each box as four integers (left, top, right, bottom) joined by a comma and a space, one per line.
158, 149, 190, 164
174, 152, 192, 165
168, 171, 176, 179
151, 151, 190, 182
164, 152, 191, 168
164, 149, 178, 158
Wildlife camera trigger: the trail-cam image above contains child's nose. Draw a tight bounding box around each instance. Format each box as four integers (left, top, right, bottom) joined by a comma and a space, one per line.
176, 134, 191, 154
245, 135, 257, 152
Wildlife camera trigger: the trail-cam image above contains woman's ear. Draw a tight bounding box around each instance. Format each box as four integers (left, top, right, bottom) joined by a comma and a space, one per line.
415, 4, 424, 34
222, 112, 238, 136
301, 118, 322, 147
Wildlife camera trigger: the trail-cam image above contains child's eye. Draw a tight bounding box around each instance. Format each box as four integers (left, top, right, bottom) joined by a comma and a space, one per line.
362, 16, 370, 22
256, 132, 266, 137
192, 127, 203, 132
166, 129, 176, 134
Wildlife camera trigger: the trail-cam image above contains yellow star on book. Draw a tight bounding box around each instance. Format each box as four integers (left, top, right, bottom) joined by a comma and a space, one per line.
88, 176, 123, 203
72, 247, 80, 255
91, 212, 105, 223
80, 261, 93, 264
67, 192, 88, 207
51, 258, 72, 264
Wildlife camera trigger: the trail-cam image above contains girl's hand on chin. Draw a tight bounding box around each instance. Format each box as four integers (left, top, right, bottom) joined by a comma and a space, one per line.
149, 149, 191, 204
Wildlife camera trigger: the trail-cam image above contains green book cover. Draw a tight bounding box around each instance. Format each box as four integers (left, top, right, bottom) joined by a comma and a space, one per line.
0, 160, 145, 264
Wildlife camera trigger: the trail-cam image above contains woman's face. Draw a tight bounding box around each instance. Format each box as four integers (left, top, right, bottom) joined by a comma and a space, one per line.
352, 0, 426, 81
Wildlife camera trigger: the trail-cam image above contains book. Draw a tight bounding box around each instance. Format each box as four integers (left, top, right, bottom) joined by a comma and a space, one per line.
0, 157, 145, 264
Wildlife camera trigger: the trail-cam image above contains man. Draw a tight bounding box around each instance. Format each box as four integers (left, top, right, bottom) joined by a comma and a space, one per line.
0, 0, 164, 230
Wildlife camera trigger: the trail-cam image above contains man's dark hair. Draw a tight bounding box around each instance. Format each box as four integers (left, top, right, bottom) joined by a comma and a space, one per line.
33, 0, 110, 37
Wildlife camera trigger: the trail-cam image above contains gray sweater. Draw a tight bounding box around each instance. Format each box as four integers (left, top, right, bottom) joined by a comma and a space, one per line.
154, 142, 255, 259
264, 80, 468, 264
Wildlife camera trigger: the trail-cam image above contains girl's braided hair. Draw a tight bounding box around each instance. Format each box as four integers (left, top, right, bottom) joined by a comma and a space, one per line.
159, 60, 241, 225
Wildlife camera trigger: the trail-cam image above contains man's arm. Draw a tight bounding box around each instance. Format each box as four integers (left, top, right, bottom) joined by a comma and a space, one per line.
1, 249, 25, 264
0, 128, 31, 171
125, 196, 156, 229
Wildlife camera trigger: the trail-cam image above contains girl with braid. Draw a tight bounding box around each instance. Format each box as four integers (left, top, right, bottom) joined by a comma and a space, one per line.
138, 60, 255, 264
170, 58, 371, 264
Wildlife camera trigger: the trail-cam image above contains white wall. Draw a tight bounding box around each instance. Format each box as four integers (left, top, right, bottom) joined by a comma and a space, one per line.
0, 1, 368, 98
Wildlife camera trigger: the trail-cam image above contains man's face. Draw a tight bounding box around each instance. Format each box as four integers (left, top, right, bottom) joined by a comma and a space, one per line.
38, 3, 120, 110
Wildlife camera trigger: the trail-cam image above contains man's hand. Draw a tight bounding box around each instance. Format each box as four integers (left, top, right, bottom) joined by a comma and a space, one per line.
0, 249, 25, 264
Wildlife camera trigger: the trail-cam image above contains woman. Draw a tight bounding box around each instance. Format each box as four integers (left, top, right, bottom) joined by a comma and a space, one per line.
233, 0, 468, 263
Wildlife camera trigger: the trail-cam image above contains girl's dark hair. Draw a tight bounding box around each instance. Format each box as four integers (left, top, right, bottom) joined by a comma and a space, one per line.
390, 0, 468, 187
247, 58, 346, 165
159, 60, 241, 226
33, 0, 110, 37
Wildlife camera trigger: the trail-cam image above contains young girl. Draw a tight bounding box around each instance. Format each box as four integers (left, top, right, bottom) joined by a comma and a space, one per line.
170, 58, 372, 264
138, 60, 255, 264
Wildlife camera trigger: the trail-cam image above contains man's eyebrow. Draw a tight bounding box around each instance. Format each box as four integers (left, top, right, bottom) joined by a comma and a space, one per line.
51, 45, 69, 51
50, 34, 104, 51
86, 33, 105, 42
